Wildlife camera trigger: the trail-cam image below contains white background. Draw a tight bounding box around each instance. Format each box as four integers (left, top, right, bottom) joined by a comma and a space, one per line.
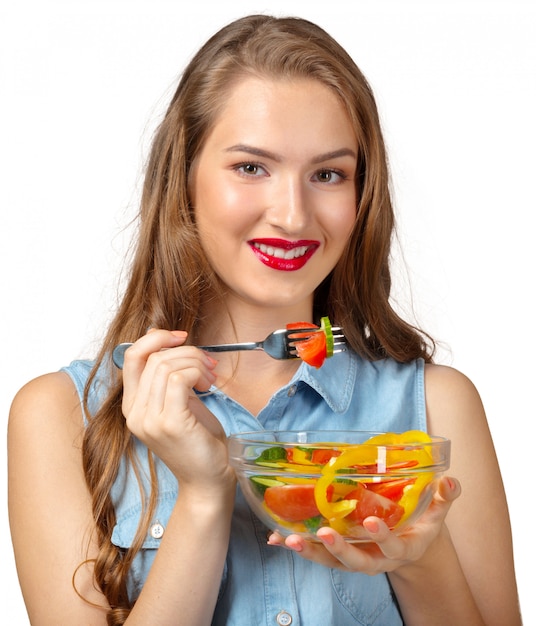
1, 1, 534, 623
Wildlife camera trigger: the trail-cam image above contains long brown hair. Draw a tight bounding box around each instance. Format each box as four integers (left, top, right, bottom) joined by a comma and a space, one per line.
80, 14, 435, 623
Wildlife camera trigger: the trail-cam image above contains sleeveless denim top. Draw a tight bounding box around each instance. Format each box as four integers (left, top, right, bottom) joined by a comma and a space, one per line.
62, 349, 425, 625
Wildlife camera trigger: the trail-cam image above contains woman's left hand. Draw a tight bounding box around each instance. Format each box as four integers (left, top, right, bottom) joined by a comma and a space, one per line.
267, 475, 461, 575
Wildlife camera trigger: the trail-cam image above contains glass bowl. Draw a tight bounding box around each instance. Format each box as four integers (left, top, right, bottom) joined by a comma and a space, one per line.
228, 429, 450, 542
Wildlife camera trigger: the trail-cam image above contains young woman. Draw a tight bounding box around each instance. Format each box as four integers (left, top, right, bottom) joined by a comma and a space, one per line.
8, 14, 521, 625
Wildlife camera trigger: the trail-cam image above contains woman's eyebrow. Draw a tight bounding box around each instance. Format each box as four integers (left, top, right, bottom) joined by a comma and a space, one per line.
311, 148, 357, 164
224, 144, 357, 163
224, 144, 280, 161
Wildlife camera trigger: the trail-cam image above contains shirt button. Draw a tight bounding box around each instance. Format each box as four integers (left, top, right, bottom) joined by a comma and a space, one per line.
287, 385, 297, 397
276, 610, 293, 625
150, 521, 165, 539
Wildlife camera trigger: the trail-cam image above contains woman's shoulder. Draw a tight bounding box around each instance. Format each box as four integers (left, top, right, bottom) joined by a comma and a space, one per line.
9, 371, 84, 438
11, 370, 81, 407
424, 363, 483, 407
8, 372, 86, 506
423, 363, 487, 437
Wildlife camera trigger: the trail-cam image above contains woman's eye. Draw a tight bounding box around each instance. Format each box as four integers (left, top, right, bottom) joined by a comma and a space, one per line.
235, 162, 267, 177
314, 169, 346, 184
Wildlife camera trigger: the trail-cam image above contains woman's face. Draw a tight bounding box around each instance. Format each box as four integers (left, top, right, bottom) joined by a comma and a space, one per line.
190, 76, 358, 313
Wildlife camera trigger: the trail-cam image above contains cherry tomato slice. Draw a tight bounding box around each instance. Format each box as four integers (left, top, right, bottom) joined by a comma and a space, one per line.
344, 484, 404, 527
295, 331, 327, 368
285, 320, 332, 368
264, 483, 333, 522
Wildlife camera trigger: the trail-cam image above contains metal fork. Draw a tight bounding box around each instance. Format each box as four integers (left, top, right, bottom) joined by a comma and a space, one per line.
112, 326, 345, 369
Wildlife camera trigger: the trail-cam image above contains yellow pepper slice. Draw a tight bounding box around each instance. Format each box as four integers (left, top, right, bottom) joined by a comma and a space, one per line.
289, 447, 314, 465
312, 430, 436, 523
324, 431, 434, 473
364, 430, 432, 445
314, 471, 357, 519
397, 472, 435, 523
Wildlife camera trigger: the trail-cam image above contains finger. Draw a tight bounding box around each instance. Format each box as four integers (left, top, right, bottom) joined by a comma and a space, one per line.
122, 334, 198, 410
266, 531, 286, 547
124, 347, 216, 434
414, 476, 460, 528
271, 527, 398, 575
159, 361, 217, 415
122, 329, 189, 382
267, 531, 345, 569
146, 349, 217, 393
123, 328, 188, 371
360, 517, 409, 562
281, 533, 345, 569
135, 352, 216, 419
316, 527, 388, 573
360, 477, 462, 562
126, 364, 216, 443
436, 476, 462, 503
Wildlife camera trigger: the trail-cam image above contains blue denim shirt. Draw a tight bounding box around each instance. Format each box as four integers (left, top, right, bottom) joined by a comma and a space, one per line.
62, 350, 425, 625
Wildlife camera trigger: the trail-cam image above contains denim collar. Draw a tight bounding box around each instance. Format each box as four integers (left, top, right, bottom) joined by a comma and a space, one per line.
290, 348, 358, 414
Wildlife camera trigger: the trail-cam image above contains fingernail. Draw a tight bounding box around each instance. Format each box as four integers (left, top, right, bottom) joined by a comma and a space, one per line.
318, 532, 334, 545
266, 532, 281, 546
364, 519, 379, 534
447, 477, 456, 491
287, 538, 303, 552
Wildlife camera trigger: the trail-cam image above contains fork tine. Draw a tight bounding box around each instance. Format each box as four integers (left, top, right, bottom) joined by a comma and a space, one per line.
286, 325, 347, 358
287, 338, 346, 345
285, 327, 344, 339
286, 326, 343, 334
287, 346, 346, 358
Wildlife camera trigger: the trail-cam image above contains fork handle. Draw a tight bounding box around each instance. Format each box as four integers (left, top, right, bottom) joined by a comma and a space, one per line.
199, 342, 260, 352
111, 341, 262, 369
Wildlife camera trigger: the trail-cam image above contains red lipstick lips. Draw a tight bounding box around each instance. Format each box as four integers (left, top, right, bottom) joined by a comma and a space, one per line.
248, 238, 319, 271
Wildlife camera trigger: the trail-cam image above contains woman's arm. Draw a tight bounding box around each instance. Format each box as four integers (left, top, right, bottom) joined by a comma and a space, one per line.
269, 364, 521, 625
8, 331, 236, 625
126, 483, 234, 624
112, 328, 237, 625
8, 372, 110, 624
387, 364, 521, 625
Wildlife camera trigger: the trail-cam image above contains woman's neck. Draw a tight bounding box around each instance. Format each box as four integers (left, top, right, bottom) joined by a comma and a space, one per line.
211, 350, 301, 416
196, 296, 314, 345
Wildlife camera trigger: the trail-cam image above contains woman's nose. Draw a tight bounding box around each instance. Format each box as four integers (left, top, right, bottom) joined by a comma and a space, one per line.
266, 176, 310, 233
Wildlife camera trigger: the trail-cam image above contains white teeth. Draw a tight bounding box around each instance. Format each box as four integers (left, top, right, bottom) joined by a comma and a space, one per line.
254, 243, 309, 259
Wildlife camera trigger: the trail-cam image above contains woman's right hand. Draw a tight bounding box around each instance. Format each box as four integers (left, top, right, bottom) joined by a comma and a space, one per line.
120, 329, 234, 493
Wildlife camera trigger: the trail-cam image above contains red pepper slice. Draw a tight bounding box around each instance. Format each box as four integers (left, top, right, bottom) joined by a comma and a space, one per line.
311, 448, 341, 465
366, 478, 416, 502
